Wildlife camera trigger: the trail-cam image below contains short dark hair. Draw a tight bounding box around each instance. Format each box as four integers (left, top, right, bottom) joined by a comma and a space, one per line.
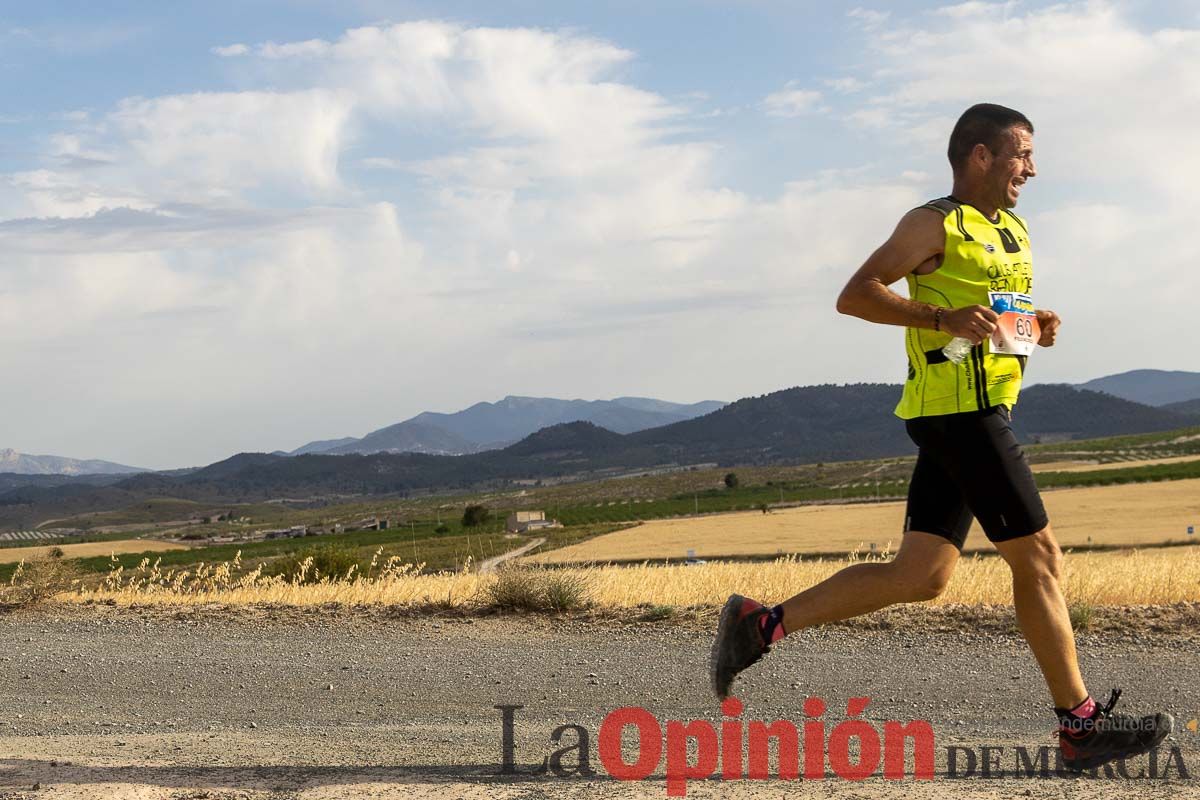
947, 103, 1033, 172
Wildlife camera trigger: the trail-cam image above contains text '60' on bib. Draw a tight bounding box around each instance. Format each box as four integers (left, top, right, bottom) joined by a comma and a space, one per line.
989, 291, 1039, 357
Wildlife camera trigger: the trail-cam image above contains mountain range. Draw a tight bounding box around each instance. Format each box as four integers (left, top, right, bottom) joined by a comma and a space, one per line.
4, 370, 1200, 479
2, 382, 1197, 529
0, 449, 144, 477
288, 396, 728, 456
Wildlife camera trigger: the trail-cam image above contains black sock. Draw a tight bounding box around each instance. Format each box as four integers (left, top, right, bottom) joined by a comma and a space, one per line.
757, 604, 786, 644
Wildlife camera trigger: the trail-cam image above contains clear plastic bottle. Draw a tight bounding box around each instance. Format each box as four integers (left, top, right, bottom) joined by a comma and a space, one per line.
942, 337, 973, 364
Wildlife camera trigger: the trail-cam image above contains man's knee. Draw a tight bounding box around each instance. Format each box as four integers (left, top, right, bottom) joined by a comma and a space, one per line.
892, 563, 953, 602
1004, 527, 1063, 583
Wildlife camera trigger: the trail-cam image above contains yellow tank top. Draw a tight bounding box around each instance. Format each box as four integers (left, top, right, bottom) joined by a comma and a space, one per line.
895, 196, 1034, 419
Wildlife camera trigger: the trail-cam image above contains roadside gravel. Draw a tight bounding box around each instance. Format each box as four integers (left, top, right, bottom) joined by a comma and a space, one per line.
1, 604, 1198, 798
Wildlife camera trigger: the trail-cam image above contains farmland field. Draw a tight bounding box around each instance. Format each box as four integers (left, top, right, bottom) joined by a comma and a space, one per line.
0, 538, 189, 564
1031, 455, 1200, 473
527, 477, 1200, 563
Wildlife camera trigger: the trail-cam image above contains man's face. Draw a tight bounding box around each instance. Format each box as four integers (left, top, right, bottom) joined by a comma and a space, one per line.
987, 126, 1036, 209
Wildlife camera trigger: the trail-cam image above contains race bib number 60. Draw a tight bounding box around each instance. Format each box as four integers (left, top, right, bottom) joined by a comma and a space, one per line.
989, 291, 1040, 357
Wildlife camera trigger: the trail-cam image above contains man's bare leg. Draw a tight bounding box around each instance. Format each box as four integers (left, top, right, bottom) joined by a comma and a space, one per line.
777, 530, 961, 630
711, 530, 960, 700
993, 526, 1088, 709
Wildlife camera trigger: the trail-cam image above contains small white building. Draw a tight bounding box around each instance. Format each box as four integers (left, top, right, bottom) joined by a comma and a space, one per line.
506, 510, 561, 534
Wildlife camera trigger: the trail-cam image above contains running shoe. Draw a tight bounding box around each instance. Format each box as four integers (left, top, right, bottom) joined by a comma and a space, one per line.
1058, 689, 1173, 772
710, 594, 771, 700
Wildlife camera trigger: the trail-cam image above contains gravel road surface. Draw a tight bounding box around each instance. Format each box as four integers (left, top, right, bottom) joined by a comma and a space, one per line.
1, 605, 1198, 799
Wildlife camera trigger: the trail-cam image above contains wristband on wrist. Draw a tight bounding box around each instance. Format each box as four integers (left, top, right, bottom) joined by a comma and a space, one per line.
933, 306, 944, 332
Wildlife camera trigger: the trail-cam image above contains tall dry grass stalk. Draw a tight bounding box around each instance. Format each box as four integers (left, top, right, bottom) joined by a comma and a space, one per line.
57, 545, 1200, 608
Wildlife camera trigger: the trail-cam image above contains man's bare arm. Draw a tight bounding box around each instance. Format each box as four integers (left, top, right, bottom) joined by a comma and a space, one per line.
836, 208, 1000, 343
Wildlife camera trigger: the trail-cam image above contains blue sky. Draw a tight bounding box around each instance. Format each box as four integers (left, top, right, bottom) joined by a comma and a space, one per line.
2, 1, 1199, 468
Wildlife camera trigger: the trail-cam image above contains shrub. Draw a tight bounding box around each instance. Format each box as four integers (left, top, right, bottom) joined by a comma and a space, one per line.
543, 572, 588, 612
462, 504, 492, 527
1068, 602, 1094, 631
724, 472, 739, 489
486, 568, 589, 613
486, 568, 544, 610
640, 604, 675, 622
267, 545, 361, 584
2, 556, 83, 606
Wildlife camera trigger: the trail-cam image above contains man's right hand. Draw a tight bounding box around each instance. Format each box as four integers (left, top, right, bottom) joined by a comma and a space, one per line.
942, 305, 998, 344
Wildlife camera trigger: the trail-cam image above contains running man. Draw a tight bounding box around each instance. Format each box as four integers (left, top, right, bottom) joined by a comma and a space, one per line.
709, 103, 1172, 771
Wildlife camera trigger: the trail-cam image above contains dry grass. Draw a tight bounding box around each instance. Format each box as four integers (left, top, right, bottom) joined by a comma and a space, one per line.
2, 553, 85, 606
52, 545, 1200, 609
0, 539, 188, 564
1031, 455, 1200, 473
570, 548, 1200, 608
527, 478, 1200, 564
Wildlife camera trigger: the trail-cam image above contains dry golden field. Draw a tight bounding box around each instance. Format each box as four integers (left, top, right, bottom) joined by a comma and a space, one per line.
60, 546, 1200, 607
526, 478, 1200, 564
0, 539, 189, 564
1031, 455, 1200, 473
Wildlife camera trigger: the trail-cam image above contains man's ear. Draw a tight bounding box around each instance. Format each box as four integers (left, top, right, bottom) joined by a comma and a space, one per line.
970, 142, 992, 171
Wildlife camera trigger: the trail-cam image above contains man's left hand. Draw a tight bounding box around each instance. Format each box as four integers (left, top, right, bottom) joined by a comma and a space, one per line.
1036, 309, 1061, 347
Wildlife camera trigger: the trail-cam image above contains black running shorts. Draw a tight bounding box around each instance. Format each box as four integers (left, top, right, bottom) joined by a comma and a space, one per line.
903, 404, 1049, 548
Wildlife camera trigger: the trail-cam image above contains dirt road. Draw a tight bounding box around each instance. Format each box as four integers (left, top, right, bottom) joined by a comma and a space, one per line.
1, 605, 1198, 799
478, 537, 546, 574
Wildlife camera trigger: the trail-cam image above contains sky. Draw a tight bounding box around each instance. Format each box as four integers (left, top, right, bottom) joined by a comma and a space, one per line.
2, 1, 1199, 469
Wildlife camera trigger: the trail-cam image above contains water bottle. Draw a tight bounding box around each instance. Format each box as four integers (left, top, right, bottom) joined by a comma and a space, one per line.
942, 336, 973, 364
942, 295, 1012, 364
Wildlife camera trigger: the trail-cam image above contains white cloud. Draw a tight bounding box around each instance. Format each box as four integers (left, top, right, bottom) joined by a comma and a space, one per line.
933, 1, 999, 19
111, 89, 355, 193
358, 156, 407, 170
847, 8, 891, 29
824, 77, 868, 94
255, 38, 331, 59
211, 43, 248, 57
0, 22, 769, 465
763, 84, 824, 117
841, 2, 1200, 197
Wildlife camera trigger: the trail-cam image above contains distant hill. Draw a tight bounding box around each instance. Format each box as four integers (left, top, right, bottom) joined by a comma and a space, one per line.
1163, 397, 1200, 417
503, 419, 628, 459
625, 383, 1198, 464
291, 395, 726, 456
1010, 384, 1199, 439
289, 437, 358, 456
323, 421, 481, 456
0, 449, 145, 476
0, 472, 132, 492
1079, 370, 1200, 407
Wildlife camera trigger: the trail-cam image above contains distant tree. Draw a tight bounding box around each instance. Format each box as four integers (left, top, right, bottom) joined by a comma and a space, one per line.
462, 504, 492, 527
724, 472, 739, 489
